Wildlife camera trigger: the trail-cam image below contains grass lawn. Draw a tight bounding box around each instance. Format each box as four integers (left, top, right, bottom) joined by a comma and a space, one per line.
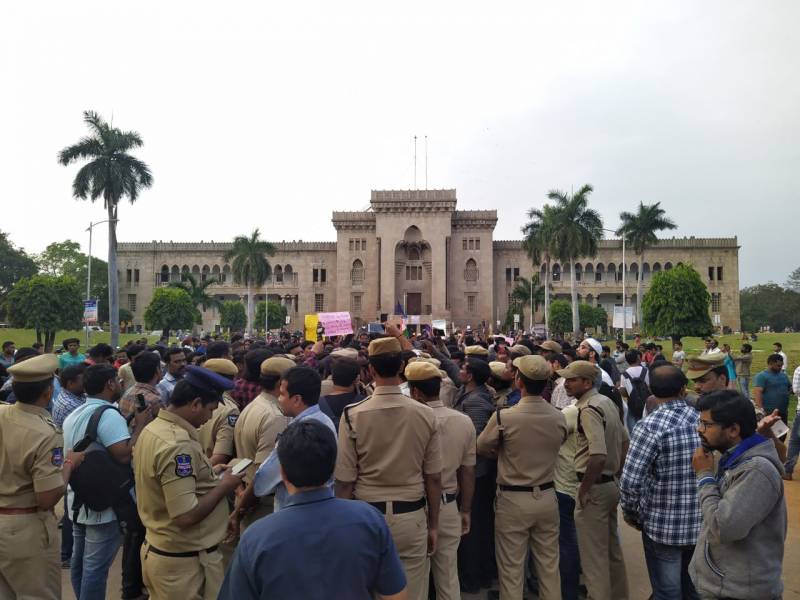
646, 332, 799, 417
0, 328, 160, 352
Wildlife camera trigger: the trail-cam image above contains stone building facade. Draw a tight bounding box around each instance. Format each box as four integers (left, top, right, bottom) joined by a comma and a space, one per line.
117, 189, 741, 333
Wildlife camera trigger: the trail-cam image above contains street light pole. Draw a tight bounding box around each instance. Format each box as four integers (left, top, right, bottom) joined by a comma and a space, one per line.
602, 228, 626, 340
85, 219, 117, 348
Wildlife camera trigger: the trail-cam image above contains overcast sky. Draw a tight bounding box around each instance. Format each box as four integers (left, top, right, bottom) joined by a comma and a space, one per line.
2, 1, 798, 287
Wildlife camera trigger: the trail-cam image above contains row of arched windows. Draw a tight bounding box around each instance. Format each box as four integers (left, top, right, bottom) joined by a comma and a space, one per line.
159, 263, 296, 285
544, 261, 678, 282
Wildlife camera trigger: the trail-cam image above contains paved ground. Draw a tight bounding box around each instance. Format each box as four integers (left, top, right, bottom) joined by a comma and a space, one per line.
62, 480, 800, 599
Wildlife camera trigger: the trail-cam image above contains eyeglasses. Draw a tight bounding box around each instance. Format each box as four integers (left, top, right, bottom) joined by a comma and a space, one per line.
698, 419, 722, 432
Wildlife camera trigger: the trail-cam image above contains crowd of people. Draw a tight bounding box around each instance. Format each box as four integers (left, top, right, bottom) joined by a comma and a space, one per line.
0, 326, 795, 600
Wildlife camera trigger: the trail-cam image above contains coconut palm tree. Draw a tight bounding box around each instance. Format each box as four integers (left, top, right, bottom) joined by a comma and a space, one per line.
223, 229, 275, 334
548, 184, 604, 338
169, 272, 223, 333
522, 204, 559, 337
616, 202, 677, 326
58, 111, 152, 348
510, 274, 547, 328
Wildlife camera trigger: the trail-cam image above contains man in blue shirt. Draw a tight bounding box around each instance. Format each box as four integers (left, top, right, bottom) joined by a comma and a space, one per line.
620, 364, 701, 600
753, 354, 791, 422
231, 366, 336, 533
62, 364, 152, 600
219, 420, 407, 600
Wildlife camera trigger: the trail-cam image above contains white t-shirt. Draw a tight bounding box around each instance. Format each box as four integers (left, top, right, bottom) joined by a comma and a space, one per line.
622, 365, 650, 396
672, 350, 686, 365
778, 351, 788, 372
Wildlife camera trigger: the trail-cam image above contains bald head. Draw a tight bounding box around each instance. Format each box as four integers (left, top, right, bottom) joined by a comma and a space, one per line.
649, 364, 688, 399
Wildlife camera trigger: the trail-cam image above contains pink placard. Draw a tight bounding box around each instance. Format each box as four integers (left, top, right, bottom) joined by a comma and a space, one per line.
317, 311, 353, 336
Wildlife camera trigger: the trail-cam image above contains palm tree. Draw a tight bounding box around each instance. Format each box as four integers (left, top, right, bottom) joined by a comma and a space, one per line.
224, 229, 275, 334
548, 184, 604, 338
510, 274, 546, 327
522, 204, 559, 337
169, 272, 223, 333
58, 111, 152, 348
616, 202, 677, 327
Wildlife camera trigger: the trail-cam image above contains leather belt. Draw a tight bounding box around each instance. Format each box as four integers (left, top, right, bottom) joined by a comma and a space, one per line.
368, 498, 425, 514
576, 473, 615, 484
499, 482, 554, 492
147, 542, 219, 558
0, 507, 39, 515
442, 493, 457, 504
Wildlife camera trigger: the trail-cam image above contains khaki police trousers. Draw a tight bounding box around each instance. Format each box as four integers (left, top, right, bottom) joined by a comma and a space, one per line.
427, 499, 461, 600
385, 504, 429, 600
494, 487, 561, 600
141, 540, 224, 600
574, 481, 629, 600
0, 511, 59, 600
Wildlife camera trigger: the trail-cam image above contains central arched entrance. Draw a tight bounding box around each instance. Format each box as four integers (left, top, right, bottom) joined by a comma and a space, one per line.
394, 226, 432, 316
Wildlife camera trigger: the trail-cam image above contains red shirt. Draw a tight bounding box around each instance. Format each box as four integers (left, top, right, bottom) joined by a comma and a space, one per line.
230, 378, 261, 410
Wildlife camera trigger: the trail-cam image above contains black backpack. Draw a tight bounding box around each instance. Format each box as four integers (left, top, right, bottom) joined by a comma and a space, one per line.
623, 367, 651, 420
70, 405, 137, 529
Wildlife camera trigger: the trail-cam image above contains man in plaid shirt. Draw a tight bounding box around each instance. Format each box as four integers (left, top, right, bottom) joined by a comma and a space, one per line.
620, 364, 701, 600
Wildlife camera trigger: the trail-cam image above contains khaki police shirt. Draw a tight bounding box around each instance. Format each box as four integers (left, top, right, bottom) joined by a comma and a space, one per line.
0, 403, 64, 508
427, 400, 476, 495
233, 391, 289, 483
439, 377, 458, 408
477, 396, 567, 487
554, 404, 579, 499
197, 392, 239, 459
335, 385, 442, 502
493, 386, 513, 408
574, 390, 630, 476
133, 410, 228, 552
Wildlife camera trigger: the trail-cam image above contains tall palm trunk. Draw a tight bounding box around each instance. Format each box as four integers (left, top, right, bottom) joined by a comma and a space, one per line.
107, 202, 120, 349
636, 250, 644, 327
246, 283, 253, 334
569, 259, 580, 337
543, 256, 550, 338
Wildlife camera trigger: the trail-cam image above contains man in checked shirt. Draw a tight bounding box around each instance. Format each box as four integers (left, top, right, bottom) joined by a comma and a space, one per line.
619, 364, 701, 600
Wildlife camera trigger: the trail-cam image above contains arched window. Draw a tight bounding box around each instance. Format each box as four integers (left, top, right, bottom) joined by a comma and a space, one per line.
585, 263, 594, 275
222, 264, 231, 284
629, 263, 639, 281
160, 265, 169, 283
284, 264, 294, 284
664, 262, 673, 271
212, 265, 221, 283
464, 258, 478, 282
351, 259, 364, 284
201, 265, 210, 282
192, 265, 200, 277
595, 263, 604, 282
652, 262, 662, 273
408, 246, 420, 261
552, 263, 561, 282
574, 263, 582, 282
171, 265, 180, 283
274, 265, 283, 283
181, 265, 190, 280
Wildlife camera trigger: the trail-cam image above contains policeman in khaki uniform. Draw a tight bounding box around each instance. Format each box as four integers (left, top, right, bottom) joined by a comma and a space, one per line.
489, 360, 514, 407
134, 366, 245, 600
0, 354, 79, 600
405, 361, 476, 600
558, 360, 630, 600
477, 355, 568, 600
233, 356, 293, 528
335, 336, 443, 600
464, 344, 490, 361
198, 359, 240, 466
